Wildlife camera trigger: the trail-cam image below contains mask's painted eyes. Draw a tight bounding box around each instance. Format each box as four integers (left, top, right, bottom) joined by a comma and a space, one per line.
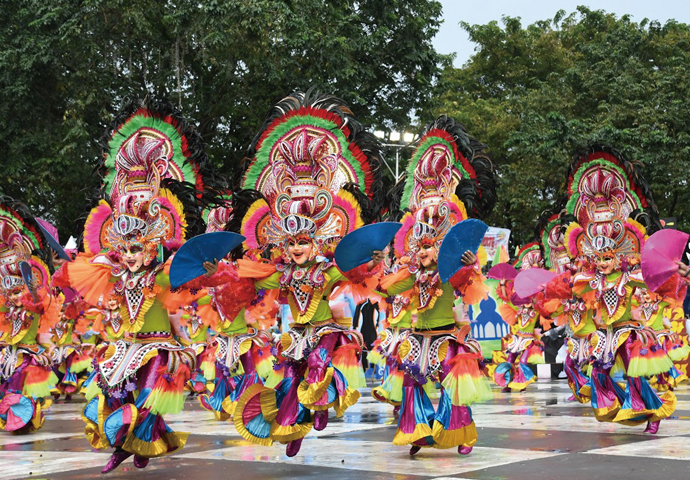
298, 240, 311, 247
128, 245, 144, 255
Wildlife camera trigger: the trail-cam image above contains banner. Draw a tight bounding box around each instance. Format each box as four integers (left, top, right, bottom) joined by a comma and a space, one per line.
482, 227, 511, 264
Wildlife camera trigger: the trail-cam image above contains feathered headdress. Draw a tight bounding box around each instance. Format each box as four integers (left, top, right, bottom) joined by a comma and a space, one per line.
513, 242, 544, 271
203, 193, 233, 233
393, 116, 496, 270
562, 146, 659, 265
536, 207, 576, 274
82, 99, 213, 261
0, 196, 50, 295
238, 89, 383, 261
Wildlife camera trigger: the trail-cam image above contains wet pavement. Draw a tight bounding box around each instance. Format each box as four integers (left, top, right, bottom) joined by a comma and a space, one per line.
3, 380, 690, 480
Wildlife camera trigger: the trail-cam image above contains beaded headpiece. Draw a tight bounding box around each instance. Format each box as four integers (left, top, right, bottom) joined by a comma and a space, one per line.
239, 90, 383, 261
394, 116, 496, 271
562, 147, 660, 266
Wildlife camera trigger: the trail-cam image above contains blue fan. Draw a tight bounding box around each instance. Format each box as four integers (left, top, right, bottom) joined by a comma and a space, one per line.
334, 222, 402, 273
438, 219, 489, 283
169, 232, 245, 289
19, 261, 33, 286
36, 220, 71, 261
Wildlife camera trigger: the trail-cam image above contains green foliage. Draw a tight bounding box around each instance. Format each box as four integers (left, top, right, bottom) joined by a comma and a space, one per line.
434, 7, 690, 246
0, 0, 449, 237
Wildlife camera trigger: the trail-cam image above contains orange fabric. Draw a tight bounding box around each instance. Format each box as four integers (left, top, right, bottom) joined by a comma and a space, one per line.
245, 289, 280, 330
380, 269, 412, 291
497, 303, 518, 326
67, 254, 114, 306
90, 311, 104, 333
37, 294, 60, 334
236, 259, 277, 279
197, 302, 220, 331
461, 275, 489, 306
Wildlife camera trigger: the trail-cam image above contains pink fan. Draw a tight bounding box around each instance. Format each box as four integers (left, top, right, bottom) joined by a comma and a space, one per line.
488, 263, 518, 281
514, 268, 557, 299
641, 229, 690, 292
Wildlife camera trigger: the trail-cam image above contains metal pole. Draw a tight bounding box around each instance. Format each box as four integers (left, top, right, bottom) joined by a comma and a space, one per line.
395, 148, 399, 182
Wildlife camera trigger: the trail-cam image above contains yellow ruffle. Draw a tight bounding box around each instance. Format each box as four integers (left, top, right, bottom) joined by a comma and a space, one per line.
221, 397, 238, 416
119, 298, 155, 334
591, 400, 621, 423
81, 394, 114, 450
333, 388, 361, 417
508, 376, 537, 391
122, 430, 189, 458
392, 423, 433, 446
431, 420, 478, 449
612, 389, 677, 424
233, 384, 278, 446
270, 421, 313, 444
297, 367, 335, 408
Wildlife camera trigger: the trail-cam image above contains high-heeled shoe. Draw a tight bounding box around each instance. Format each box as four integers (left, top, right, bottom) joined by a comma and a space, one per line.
409, 445, 421, 456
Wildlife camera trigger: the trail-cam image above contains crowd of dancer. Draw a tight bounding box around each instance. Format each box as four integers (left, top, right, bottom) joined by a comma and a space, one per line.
1, 90, 688, 474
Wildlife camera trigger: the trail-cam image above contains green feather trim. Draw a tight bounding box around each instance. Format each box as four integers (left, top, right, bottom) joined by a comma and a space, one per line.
400, 136, 472, 211
241, 115, 366, 193
541, 218, 560, 269
0, 208, 42, 250
104, 113, 197, 196
566, 158, 643, 216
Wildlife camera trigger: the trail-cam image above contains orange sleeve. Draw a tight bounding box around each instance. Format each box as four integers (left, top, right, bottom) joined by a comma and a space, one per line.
236, 259, 277, 279
65, 254, 115, 306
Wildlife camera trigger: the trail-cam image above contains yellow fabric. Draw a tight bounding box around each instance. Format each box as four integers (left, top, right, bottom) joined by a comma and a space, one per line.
297, 367, 335, 407
431, 420, 478, 449
392, 423, 433, 446
122, 430, 189, 458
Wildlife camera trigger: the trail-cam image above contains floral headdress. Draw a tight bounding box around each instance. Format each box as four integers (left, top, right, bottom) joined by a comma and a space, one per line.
562, 147, 660, 268
513, 242, 544, 271
394, 116, 496, 272
82, 99, 218, 264
0, 197, 50, 296
239, 90, 383, 263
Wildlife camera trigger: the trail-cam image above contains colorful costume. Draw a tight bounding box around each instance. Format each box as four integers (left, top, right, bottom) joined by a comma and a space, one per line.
544, 148, 677, 432
491, 244, 550, 392
61, 99, 228, 472
49, 294, 92, 398
232, 91, 384, 456
0, 197, 58, 433
378, 116, 496, 455
633, 287, 689, 390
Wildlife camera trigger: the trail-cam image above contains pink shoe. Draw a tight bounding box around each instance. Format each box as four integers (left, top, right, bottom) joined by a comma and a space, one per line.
409, 445, 421, 456
501, 386, 511, 393
286, 437, 303, 457
101, 449, 132, 474
314, 410, 328, 431
393, 405, 400, 417
644, 420, 660, 434
458, 445, 473, 455
567, 395, 577, 402
133, 455, 149, 468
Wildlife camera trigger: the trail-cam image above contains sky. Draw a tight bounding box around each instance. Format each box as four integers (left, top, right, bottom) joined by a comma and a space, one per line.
435, 0, 690, 66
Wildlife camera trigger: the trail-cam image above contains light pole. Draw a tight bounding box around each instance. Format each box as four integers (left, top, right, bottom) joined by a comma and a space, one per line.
373, 130, 416, 183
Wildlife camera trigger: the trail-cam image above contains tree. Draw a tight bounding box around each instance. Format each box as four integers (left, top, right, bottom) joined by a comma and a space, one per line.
0, 0, 449, 237
434, 7, 690, 246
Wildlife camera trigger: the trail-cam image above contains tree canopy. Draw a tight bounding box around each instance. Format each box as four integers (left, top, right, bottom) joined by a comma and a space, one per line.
0, 0, 448, 237
434, 7, 690, 246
